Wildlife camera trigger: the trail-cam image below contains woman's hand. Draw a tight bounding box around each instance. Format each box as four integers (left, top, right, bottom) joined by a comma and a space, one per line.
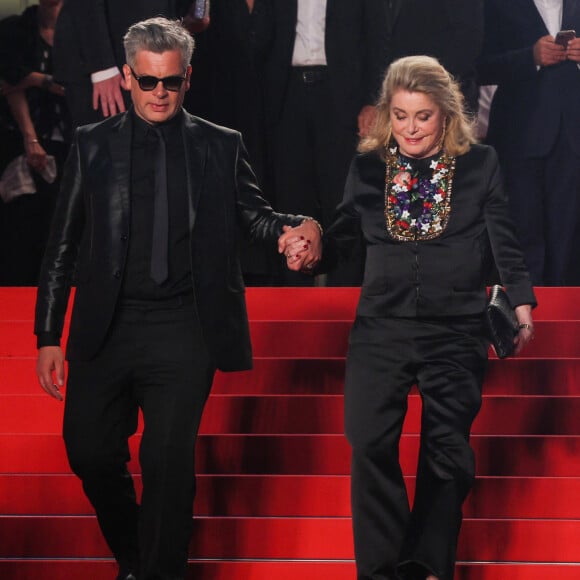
25, 139, 48, 173
278, 220, 322, 272
513, 304, 534, 356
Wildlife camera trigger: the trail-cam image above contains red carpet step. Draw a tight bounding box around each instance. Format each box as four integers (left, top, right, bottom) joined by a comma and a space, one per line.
6, 357, 580, 396
2, 474, 580, 519
2, 516, 580, 561
1, 560, 579, 580
2, 433, 580, 476
3, 318, 580, 358
2, 393, 580, 435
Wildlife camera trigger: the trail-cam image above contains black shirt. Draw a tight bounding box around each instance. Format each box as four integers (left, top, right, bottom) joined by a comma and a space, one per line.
120, 109, 192, 301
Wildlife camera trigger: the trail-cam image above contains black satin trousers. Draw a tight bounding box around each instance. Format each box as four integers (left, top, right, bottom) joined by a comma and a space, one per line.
345, 315, 489, 580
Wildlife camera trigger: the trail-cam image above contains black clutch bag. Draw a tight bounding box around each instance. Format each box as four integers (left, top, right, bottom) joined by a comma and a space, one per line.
485, 285, 519, 359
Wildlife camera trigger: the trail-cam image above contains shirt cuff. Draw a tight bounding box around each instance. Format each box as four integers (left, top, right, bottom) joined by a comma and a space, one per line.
36, 332, 61, 349
91, 67, 121, 84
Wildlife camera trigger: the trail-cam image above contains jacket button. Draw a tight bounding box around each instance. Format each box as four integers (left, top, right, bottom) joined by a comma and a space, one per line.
114, 270, 121, 279
121, 235, 128, 241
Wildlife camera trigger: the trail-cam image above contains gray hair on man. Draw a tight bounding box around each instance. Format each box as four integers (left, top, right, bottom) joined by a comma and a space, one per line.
123, 16, 195, 71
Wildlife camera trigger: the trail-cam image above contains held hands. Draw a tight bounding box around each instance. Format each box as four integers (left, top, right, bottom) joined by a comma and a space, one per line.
36, 346, 65, 401
513, 304, 534, 356
93, 74, 127, 118
277, 220, 322, 273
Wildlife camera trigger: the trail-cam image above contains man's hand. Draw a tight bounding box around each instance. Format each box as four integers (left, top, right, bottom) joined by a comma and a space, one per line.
278, 220, 322, 272
358, 105, 377, 138
36, 346, 65, 401
93, 74, 127, 118
533, 35, 567, 67
566, 36, 580, 63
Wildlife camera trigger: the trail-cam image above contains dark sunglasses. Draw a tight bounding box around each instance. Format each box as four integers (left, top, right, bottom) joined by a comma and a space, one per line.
130, 67, 186, 92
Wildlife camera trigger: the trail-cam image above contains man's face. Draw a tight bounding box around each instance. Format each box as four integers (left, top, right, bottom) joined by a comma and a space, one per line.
123, 49, 191, 125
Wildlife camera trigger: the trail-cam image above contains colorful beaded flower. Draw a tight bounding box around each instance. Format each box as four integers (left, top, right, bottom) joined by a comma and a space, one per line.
384, 145, 456, 241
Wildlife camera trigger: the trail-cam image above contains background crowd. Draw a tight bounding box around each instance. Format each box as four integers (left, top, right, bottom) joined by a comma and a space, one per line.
0, 0, 579, 287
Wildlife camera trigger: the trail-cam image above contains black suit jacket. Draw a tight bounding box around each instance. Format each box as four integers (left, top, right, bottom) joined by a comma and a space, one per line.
386, 0, 484, 113
477, 0, 580, 157
34, 110, 304, 369
187, 0, 271, 184
52, 0, 191, 84
321, 144, 535, 316
261, 0, 389, 127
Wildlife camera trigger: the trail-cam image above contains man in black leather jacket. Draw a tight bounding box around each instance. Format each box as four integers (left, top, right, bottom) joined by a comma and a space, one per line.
34, 17, 320, 580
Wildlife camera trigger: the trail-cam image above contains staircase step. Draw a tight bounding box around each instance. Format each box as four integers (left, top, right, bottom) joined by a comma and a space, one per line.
3, 393, 580, 435
2, 474, 579, 519
4, 319, 580, 358
2, 434, 580, 476
4, 357, 580, 396
4, 286, 580, 321
0, 560, 579, 580
1, 516, 579, 561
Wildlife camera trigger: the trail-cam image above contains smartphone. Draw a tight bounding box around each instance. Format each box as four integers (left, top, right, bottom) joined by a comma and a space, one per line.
193, 0, 209, 19
555, 29, 576, 47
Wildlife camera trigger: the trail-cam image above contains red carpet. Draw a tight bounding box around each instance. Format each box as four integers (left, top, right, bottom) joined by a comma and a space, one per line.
1, 287, 579, 578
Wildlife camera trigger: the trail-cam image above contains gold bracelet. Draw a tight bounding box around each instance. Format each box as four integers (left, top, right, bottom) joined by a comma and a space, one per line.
518, 323, 533, 331
302, 217, 323, 236
28, 139, 39, 143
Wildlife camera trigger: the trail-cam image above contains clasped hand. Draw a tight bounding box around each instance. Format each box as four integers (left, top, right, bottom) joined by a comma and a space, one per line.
277, 221, 322, 273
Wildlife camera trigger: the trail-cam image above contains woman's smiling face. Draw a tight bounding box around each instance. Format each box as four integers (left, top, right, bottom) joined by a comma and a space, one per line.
390, 89, 445, 158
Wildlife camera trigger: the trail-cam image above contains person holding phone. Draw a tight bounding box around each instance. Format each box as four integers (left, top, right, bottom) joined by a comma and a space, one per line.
477, 0, 580, 286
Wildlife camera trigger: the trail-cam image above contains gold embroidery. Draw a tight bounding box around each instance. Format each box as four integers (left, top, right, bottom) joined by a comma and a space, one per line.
384, 146, 455, 241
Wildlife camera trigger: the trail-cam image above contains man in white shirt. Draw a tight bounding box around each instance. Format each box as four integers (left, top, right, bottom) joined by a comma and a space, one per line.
478, 0, 580, 285
262, 0, 388, 285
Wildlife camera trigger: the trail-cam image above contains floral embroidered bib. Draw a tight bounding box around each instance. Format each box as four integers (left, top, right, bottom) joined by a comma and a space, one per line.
384, 145, 456, 241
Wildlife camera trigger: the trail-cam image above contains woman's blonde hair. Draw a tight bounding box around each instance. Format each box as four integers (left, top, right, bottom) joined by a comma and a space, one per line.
359, 55, 477, 158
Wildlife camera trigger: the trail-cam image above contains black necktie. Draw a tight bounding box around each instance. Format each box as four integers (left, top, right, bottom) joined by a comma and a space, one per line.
151, 127, 168, 285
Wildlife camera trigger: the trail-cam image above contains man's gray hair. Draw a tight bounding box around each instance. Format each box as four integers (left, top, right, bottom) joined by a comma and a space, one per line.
123, 17, 195, 70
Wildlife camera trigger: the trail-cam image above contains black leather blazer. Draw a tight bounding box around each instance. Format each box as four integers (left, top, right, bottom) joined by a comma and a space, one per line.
34, 110, 304, 369
321, 144, 536, 317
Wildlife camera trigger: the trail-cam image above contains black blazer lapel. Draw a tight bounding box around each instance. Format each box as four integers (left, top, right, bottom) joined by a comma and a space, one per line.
525, 0, 551, 34
389, 0, 402, 35
108, 113, 132, 226
326, 0, 335, 19
563, 0, 579, 29
182, 112, 208, 229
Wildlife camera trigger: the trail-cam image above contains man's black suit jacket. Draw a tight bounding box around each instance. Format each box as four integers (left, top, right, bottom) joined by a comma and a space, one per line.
386, 0, 484, 113
261, 0, 389, 127
478, 0, 580, 157
320, 145, 536, 315
52, 0, 191, 84
34, 110, 304, 369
